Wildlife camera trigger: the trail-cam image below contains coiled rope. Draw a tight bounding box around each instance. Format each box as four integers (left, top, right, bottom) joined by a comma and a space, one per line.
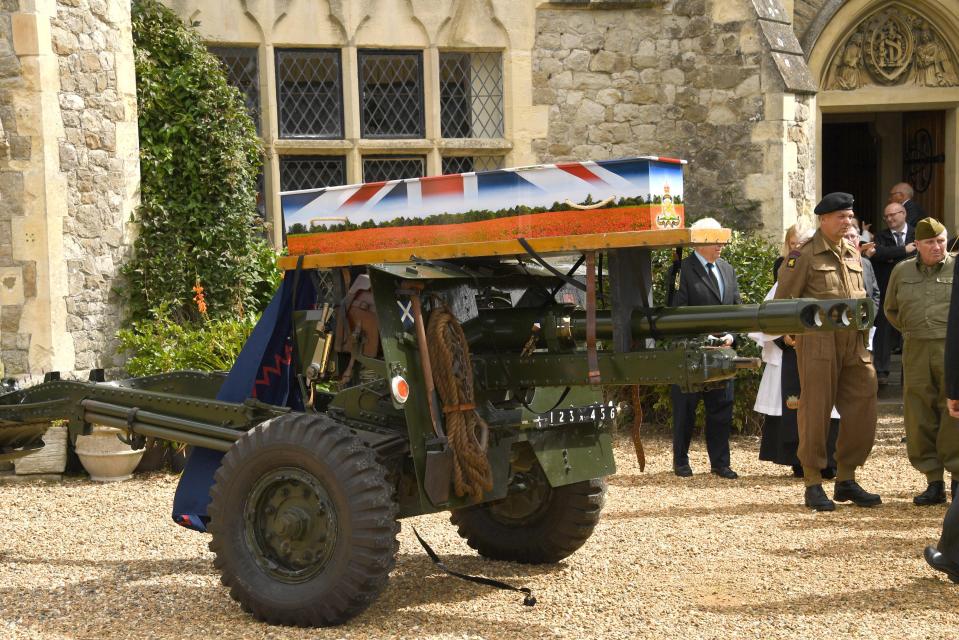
426, 303, 493, 500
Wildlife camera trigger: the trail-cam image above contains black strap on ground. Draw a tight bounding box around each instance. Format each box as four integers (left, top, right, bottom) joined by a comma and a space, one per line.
411, 527, 536, 607
517, 237, 586, 291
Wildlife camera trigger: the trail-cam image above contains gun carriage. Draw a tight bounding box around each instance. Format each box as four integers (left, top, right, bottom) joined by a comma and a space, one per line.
0, 158, 873, 626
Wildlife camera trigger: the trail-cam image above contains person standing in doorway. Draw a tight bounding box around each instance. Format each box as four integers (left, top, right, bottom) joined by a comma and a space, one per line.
670, 217, 741, 480
889, 182, 927, 227
862, 202, 916, 385
775, 192, 880, 511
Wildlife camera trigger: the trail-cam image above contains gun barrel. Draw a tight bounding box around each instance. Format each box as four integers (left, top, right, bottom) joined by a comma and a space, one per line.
465, 298, 874, 352
620, 297, 874, 338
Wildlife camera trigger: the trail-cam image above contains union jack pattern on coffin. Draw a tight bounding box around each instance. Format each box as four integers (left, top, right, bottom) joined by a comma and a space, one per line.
280, 156, 686, 257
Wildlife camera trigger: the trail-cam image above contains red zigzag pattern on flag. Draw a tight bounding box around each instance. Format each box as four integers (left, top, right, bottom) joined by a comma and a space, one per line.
251, 342, 293, 399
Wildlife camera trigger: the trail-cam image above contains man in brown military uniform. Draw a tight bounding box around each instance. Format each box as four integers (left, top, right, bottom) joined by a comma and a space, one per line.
775, 192, 881, 511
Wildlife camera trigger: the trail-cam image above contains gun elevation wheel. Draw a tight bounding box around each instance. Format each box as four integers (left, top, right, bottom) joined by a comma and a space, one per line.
449, 463, 605, 564
208, 413, 398, 627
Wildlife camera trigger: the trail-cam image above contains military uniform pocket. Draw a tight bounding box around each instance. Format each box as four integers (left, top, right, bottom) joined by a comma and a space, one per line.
812, 265, 840, 293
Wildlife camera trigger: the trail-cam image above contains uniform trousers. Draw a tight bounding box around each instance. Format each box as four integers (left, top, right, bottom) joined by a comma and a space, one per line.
671, 381, 733, 469
939, 499, 959, 565
903, 339, 959, 477
796, 330, 877, 472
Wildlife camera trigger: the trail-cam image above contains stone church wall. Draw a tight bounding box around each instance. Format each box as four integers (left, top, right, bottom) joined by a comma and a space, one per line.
0, 1, 137, 378
532, 0, 815, 234
50, 0, 138, 371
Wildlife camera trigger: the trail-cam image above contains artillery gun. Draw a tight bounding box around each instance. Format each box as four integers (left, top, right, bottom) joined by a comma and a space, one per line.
0, 158, 873, 626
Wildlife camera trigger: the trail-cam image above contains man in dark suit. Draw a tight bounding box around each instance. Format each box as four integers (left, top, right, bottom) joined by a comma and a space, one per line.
862, 202, 916, 384
924, 254, 959, 581
670, 217, 741, 480
889, 182, 927, 227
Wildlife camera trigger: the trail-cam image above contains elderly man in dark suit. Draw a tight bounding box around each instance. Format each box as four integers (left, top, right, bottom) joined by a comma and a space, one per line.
889, 182, 927, 227
924, 252, 959, 581
670, 217, 742, 479
862, 202, 917, 384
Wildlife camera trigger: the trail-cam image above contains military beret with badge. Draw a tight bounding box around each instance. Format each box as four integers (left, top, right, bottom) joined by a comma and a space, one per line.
813, 192, 855, 215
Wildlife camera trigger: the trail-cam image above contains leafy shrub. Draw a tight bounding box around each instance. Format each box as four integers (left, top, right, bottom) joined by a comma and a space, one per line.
117, 304, 255, 377
618, 231, 779, 435
124, 0, 278, 323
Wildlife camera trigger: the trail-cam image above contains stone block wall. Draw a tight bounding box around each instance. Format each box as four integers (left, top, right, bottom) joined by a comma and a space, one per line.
532, 0, 814, 235
50, 0, 138, 371
0, 0, 33, 375
0, 1, 137, 378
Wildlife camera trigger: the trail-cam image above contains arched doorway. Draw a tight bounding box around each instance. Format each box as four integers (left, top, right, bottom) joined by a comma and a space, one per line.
808, 0, 959, 233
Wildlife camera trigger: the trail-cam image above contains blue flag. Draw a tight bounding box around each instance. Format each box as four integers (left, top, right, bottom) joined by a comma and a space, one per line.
172, 273, 316, 532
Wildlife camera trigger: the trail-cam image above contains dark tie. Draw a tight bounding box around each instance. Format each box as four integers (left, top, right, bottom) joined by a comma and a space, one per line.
706, 262, 722, 299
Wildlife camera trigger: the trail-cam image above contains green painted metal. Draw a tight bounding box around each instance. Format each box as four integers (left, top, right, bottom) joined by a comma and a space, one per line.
243, 466, 338, 583
520, 386, 616, 487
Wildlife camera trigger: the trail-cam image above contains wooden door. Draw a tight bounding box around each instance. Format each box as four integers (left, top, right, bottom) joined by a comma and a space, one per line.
822, 122, 879, 230
902, 110, 945, 220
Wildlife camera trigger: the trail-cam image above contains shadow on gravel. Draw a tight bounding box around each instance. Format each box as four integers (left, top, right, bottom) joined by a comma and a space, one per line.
767, 533, 931, 559
0, 553, 555, 640
608, 471, 801, 489
603, 501, 803, 521
696, 577, 959, 616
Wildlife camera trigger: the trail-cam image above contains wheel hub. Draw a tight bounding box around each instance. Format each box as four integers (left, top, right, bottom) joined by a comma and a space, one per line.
244, 467, 337, 582
488, 466, 552, 524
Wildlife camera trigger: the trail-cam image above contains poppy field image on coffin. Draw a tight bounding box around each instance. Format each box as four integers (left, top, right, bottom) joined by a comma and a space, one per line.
285, 204, 685, 255
280, 157, 687, 256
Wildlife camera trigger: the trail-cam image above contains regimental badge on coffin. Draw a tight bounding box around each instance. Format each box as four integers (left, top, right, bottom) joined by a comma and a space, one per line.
866, 13, 914, 84
654, 184, 682, 230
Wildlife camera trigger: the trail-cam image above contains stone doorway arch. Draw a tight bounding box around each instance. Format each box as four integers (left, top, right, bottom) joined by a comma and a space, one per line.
808, 0, 959, 232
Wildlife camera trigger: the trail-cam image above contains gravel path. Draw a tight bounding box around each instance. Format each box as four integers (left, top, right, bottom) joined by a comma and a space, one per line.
2, 414, 958, 639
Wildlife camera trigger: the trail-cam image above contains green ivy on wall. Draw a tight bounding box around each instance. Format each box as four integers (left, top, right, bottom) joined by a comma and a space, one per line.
123, 0, 279, 324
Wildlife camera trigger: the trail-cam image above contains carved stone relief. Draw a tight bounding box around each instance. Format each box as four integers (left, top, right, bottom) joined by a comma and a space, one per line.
824, 4, 958, 90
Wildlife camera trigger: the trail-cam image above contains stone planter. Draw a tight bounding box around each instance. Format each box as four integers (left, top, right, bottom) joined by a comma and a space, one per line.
75, 426, 145, 482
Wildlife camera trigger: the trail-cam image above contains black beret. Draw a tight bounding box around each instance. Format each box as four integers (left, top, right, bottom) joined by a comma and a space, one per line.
814, 192, 854, 215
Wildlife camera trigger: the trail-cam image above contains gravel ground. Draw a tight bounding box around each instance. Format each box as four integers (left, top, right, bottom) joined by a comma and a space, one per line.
1, 414, 958, 639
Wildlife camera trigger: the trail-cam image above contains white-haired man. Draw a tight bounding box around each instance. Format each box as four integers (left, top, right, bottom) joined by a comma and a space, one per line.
670, 217, 742, 479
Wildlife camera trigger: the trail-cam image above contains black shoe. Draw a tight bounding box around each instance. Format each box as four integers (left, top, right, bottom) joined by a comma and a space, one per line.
711, 466, 738, 480
821, 467, 836, 480
914, 481, 947, 506
804, 484, 835, 511
877, 372, 889, 386
924, 546, 959, 583
791, 464, 804, 478
833, 480, 882, 507
673, 463, 693, 477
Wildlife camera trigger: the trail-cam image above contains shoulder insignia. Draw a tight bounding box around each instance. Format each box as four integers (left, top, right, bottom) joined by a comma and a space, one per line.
786, 250, 800, 269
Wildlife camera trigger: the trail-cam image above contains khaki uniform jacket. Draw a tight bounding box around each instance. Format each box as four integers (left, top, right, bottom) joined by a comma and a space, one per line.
775, 230, 867, 301
884, 254, 955, 340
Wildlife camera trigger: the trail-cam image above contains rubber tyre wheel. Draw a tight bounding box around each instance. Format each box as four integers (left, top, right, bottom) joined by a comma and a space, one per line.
208, 413, 398, 626
449, 476, 606, 564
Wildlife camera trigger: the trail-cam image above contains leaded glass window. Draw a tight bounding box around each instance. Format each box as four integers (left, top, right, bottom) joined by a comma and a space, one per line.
441, 156, 504, 174
275, 49, 343, 139
279, 156, 347, 192
439, 52, 504, 139
359, 51, 424, 138
209, 46, 260, 133
363, 156, 425, 182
